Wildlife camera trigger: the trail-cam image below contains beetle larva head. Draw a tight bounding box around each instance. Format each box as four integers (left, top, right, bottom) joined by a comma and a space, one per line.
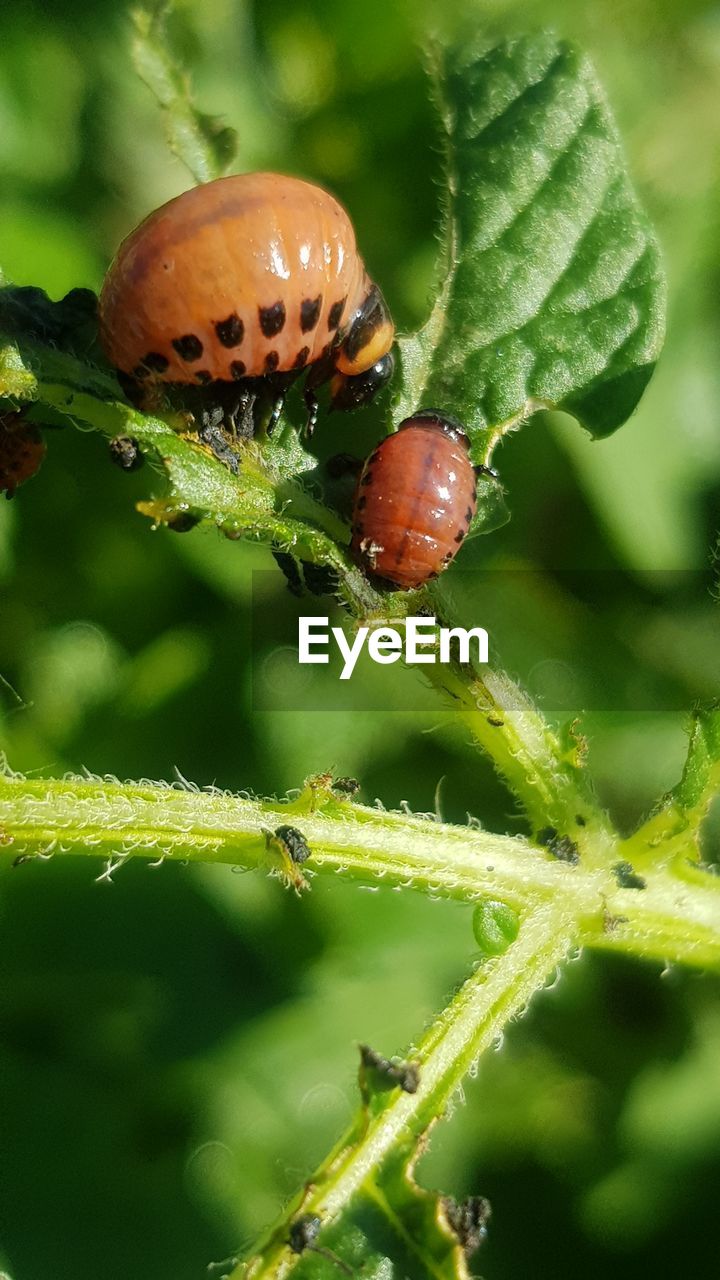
329, 351, 395, 411
334, 284, 395, 377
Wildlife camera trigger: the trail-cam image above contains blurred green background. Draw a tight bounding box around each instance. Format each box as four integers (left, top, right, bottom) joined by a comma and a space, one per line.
1, 1, 720, 1277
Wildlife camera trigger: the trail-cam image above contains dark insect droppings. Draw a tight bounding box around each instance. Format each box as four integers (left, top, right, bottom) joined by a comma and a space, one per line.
172, 334, 203, 361
333, 776, 360, 796
289, 1215, 321, 1255
300, 295, 322, 332
537, 826, 580, 865
215, 314, 245, 347
613, 860, 647, 890
259, 301, 286, 337
273, 551, 304, 598
443, 1196, 492, 1258
359, 1043, 420, 1094
167, 512, 200, 533
109, 435, 143, 471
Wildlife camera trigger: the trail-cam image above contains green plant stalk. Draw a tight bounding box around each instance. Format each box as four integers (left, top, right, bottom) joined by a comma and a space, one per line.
0, 350, 658, 848
11, 378, 379, 611
421, 654, 613, 857
3, 772, 720, 969
130, 4, 238, 183
236, 903, 576, 1280
6, 369, 625, 826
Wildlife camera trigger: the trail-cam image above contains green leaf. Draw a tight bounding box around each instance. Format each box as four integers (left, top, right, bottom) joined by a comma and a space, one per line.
623, 703, 720, 865
131, 3, 237, 184
233, 909, 572, 1280
0, 286, 122, 413
396, 33, 666, 463
242, 1148, 482, 1280
672, 703, 720, 822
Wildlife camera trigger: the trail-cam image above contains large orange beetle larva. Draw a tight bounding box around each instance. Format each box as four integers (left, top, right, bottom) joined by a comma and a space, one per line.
99, 173, 395, 455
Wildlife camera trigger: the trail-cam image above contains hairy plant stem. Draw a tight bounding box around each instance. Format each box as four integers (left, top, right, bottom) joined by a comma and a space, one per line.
235, 904, 576, 1280
3, 771, 720, 969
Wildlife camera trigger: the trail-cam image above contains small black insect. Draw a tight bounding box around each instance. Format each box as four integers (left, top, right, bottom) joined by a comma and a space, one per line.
274, 825, 311, 864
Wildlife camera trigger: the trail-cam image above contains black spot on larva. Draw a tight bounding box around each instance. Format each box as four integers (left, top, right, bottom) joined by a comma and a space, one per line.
172, 334, 203, 361
356, 495, 367, 511
454, 527, 466, 544
465, 506, 474, 524
300, 295, 322, 332
215, 314, 244, 347
259, 301, 286, 337
360, 470, 375, 486
133, 364, 150, 380
293, 346, 310, 369
195, 370, 213, 385
264, 350, 279, 373
142, 351, 169, 373
328, 298, 346, 331
230, 360, 246, 380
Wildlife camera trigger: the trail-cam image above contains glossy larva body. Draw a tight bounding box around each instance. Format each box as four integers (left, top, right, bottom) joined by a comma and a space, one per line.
351, 411, 478, 589
99, 173, 394, 433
